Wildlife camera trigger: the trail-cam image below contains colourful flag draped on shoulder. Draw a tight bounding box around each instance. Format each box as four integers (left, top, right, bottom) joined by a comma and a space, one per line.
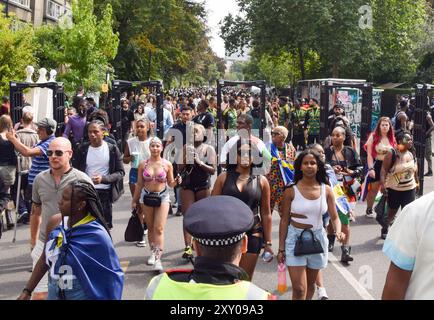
269, 143, 294, 186
47, 219, 124, 300
326, 165, 351, 215
360, 173, 372, 202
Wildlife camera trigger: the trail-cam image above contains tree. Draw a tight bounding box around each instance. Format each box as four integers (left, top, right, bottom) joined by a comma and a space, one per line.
59, 0, 119, 93
0, 5, 35, 96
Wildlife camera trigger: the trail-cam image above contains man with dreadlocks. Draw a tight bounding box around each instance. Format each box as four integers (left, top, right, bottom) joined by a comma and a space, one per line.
25, 137, 93, 300
18, 180, 124, 300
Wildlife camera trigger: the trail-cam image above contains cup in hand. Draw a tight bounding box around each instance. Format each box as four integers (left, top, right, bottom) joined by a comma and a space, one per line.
131, 152, 140, 168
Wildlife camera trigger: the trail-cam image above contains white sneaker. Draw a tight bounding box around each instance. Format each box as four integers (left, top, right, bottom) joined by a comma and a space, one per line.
147, 252, 156, 265
136, 240, 147, 247
317, 286, 329, 300
153, 259, 163, 271
143, 229, 148, 236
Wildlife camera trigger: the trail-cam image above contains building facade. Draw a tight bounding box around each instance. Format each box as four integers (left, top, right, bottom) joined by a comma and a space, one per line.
1, 0, 72, 26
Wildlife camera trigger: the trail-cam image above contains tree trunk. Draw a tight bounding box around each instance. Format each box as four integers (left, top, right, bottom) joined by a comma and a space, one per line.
332, 61, 339, 78
298, 46, 306, 80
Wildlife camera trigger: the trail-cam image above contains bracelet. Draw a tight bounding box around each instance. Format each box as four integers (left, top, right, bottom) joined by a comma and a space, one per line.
22, 288, 32, 296
278, 249, 285, 253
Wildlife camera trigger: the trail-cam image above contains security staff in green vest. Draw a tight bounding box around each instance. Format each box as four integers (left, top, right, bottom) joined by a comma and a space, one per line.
145, 196, 275, 300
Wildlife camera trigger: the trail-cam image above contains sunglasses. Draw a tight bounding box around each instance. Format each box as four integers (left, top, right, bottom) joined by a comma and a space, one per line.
47, 150, 66, 157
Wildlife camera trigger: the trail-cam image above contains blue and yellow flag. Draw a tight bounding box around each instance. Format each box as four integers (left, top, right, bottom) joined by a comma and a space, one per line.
47, 219, 124, 300
270, 143, 294, 186
326, 165, 351, 215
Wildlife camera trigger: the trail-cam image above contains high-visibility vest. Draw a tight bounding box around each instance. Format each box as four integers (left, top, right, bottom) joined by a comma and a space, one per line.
145, 272, 273, 300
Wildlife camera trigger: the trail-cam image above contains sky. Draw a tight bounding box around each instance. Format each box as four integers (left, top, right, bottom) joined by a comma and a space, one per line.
204, 0, 239, 58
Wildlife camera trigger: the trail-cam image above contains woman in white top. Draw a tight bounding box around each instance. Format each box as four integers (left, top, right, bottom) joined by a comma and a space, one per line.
278, 149, 345, 300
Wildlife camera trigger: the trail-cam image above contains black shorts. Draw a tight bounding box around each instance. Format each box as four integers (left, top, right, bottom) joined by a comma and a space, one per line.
371, 160, 383, 182
182, 184, 210, 193
246, 217, 263, 254
387, 188, 416, 210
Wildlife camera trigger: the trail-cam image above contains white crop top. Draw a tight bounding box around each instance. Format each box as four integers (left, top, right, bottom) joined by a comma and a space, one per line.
290, 183, 328, 230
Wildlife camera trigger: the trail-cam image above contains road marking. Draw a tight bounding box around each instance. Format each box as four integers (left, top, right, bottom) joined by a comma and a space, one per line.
328, 254, 375, 300
120, 261, 130, 273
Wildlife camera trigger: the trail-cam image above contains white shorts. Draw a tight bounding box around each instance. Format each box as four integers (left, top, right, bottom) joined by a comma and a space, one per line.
31, 239, 48, 293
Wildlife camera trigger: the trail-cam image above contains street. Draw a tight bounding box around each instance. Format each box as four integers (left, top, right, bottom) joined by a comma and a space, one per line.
1, 158, 433, 301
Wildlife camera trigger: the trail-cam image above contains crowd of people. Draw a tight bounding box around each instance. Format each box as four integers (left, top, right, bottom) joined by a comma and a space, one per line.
0, 87, 434, 300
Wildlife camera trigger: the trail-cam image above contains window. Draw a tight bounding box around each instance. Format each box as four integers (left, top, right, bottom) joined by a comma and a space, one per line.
9, 0, 31, 8
46, 0, 65, 20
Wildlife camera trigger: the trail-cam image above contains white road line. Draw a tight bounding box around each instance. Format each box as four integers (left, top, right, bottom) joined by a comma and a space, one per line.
328, 254, 375, 300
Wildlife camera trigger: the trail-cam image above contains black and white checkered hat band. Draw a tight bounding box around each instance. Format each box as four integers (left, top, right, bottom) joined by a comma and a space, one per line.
195, 233, 246, 247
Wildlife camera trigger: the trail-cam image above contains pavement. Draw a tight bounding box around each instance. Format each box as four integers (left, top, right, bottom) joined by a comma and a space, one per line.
1, 159, 433, 300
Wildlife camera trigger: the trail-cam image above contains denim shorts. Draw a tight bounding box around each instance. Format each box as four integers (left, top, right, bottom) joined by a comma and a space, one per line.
129, 168, 138, 185
139, 188, 170, 204
285, 225, 329, 270
47, 276, 87, 300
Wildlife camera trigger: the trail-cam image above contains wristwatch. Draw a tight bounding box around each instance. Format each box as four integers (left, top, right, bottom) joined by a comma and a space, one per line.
22, 288, 32, 296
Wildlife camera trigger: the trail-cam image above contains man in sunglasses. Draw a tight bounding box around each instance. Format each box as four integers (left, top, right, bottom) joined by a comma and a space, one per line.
26, 137, 93, 300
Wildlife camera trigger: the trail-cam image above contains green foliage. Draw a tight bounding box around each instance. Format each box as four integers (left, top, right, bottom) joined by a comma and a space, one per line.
221, 0, 433, 84
0, 5, 35, 96
93, 0, 224, 87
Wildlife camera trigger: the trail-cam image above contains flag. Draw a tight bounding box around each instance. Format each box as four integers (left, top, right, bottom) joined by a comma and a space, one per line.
270, 143, 294, 186
326, 166, 351, 215
47, 219, 124, 300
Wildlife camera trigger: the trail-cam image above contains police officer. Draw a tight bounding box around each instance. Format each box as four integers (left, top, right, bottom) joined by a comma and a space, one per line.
145, 196, 275, 300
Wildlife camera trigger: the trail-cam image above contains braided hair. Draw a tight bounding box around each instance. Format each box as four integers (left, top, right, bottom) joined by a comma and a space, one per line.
69, 180, 111, 236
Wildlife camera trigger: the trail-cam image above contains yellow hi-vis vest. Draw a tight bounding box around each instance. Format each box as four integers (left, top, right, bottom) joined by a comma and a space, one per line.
145, 272, 272, 300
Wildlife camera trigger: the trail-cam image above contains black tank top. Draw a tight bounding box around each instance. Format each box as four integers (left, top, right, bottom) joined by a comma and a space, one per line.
0, 135, 17, 166
221, 170, 261, 215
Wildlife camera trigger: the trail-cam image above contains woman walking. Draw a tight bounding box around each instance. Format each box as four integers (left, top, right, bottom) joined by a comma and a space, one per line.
132, 137, 181, 271
0, 115, 18, 231
124, 119, 151, 247
380, 130, 418, 239
178, 124, 216, 260
277, 149, 345, 300
266, 126, 296, 216
364, 117, 396, 218
212, 140, 274, 280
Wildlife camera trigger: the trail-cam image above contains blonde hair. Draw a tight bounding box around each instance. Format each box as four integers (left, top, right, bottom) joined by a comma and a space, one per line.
0, 115, 13, 132
193, 123, 206, 142
273, 126, 289, 140
149, 137, 163, 146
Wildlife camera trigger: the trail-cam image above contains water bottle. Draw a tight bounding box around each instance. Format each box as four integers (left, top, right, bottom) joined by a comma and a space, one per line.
261, 251, 273, 263
277, 263, 287, 294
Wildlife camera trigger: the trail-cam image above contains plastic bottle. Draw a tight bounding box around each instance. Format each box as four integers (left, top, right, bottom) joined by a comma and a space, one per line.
277, 263, 287, 294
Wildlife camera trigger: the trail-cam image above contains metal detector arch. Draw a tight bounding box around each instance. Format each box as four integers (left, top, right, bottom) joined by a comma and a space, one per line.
9, 81, 66, 136
318, 80, 373, 164
414, 83, 434, 197
110, 80, 164, 150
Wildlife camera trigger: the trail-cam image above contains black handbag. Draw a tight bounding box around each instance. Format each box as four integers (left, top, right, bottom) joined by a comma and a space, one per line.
124, 209, 144, 242
142, 192, 162, 207
294, 229, 324, 256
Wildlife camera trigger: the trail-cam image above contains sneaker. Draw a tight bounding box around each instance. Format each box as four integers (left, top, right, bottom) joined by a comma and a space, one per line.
175, 207, 183, 217
366, 208, 374, 219
17, 211, 29, 224
327, 234, 336, 252
136, 240, 147, 247
424, 171, 433, 177
182, 246, 193, 260
317, 286, 329, 300
153, 259, 163, 271
143, 229, 148, 236
147, 251, 156, 265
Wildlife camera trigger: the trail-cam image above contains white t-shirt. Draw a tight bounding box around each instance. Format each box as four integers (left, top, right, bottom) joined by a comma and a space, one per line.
383, 191, 434, 300
86, 141, 111, 190
127, 137, 151, 169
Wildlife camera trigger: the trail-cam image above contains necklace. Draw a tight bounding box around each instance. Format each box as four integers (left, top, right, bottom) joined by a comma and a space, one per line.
238, 175, 250, 181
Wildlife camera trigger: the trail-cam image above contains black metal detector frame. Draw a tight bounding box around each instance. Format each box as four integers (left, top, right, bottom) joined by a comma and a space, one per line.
414, 83, 434, 197
216, 80, 267, 174
110, 80, 164, 151
9, 81, 66, 136
319, 80, 373, 165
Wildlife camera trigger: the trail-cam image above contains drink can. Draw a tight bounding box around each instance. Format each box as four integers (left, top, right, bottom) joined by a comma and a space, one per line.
262, 251, 273, 263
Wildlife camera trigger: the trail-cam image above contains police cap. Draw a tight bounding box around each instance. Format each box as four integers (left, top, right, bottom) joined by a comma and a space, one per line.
184, 196, 254, 247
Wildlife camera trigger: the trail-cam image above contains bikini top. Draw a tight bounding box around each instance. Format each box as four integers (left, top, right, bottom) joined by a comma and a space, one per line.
143, 159, 167, 184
